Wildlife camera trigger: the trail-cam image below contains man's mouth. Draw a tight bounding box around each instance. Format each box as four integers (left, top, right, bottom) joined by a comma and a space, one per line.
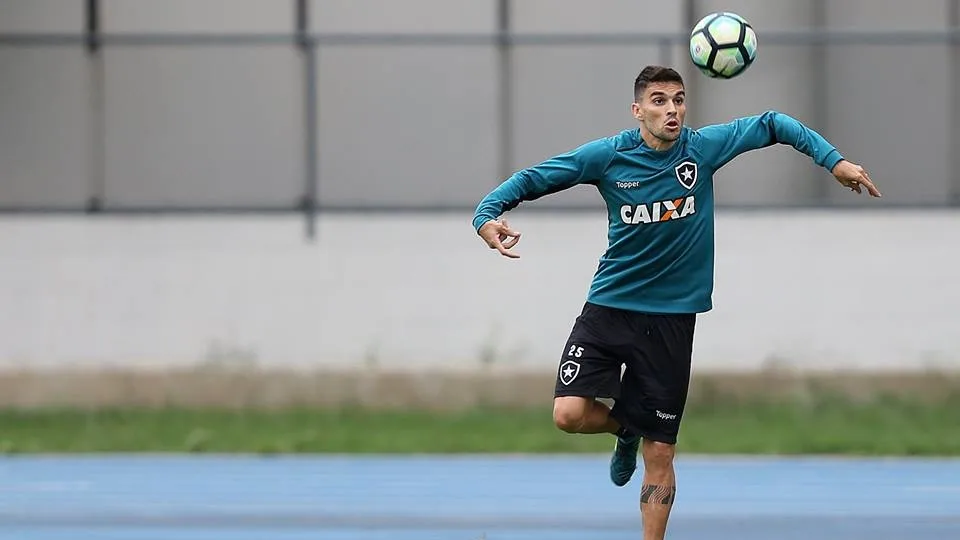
665, 120, 679, 129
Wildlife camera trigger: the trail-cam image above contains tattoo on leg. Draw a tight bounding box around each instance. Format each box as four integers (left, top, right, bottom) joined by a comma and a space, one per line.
640, 484, 676, 505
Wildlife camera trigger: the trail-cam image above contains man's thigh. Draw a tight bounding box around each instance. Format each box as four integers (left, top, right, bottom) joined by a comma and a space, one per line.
553, 302, 628, 399
610, 313, 697, 444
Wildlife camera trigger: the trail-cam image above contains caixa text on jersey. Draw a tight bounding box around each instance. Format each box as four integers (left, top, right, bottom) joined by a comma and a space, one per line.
619, 196, 696, 225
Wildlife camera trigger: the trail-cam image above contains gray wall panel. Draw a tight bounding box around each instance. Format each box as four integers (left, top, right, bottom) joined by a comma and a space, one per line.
0, 0, 955, 210
952, 0, 960, 203
311, 0, 497, 33
823, 44, 951, 205
102, 0, 295, 33
0, 48, 91, 207
824, 0, 948, 30
0, 0, 84, 33
823, 0, 951, 205
511, 0, 683, 33
316, 46, 498, 207
103, 47, 304, 207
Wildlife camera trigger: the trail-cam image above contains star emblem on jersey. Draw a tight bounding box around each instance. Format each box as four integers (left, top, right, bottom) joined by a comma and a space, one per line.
674, 161, 698, 190
559, 360, 581, 385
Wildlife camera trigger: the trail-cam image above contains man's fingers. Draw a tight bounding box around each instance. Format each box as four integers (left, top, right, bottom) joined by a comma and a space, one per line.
501, 232, 521, 249
494, 219, 521, 249
499, 227, 521, 239
498, 218, 521, 237
501, 237, 519, 249
860, 172, 882, 197
486, 235, 520, 258
495, 242, 520, 258
479, 219, 521, 258
843, 164, 881, 198
835, 162, 880, 198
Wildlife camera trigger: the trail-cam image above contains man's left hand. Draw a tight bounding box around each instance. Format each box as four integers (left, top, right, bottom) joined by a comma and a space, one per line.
832, 160, 882, 197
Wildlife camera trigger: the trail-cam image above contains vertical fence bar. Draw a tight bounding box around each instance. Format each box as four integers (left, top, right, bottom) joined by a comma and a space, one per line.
950, 0, 960, 205
496, 0, 513, 182
85, 0, 105, 212
657, 38, 673, 68
304, 48, 318, 239
811, 0, 829, 204
682, 0, 701, 127
297, 0, 319, 240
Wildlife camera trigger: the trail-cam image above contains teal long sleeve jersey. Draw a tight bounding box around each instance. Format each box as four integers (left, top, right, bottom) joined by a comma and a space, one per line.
472, 111, 845, 314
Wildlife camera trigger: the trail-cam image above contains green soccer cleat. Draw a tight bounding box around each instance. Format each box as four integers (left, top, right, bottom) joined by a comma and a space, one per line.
609, 434, 641, 487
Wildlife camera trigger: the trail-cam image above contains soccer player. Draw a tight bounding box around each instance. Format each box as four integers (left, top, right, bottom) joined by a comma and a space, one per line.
471, 65, 881, 540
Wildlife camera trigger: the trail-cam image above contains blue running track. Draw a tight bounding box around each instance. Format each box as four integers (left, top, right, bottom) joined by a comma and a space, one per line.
1, 455, 958, 539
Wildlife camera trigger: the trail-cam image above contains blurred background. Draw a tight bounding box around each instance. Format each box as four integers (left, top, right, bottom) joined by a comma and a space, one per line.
1, 2, 959, 539
0, 0, 958, 408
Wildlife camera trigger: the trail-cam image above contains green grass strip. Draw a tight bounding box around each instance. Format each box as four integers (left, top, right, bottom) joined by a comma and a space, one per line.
1, 398, 958, 455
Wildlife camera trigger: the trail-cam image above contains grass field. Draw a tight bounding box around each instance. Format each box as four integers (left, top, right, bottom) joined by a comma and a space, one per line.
2, 395, 958, 455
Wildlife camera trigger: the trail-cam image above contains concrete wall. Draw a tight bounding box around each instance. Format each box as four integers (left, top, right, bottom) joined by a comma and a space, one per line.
2, 212, 958, 373
823, 0, 955, 206
0, 0, 956, 210
0, 2, 957, 374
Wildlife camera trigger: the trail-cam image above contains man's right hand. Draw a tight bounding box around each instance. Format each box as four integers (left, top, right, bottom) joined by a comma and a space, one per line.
478, 219, 522, 259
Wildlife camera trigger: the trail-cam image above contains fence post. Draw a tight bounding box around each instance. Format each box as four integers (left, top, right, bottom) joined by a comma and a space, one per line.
950, 0, 959, 205
811, 0, 830, 204
682, 0, 701, 127
658, 38, 673, 68
297, 0, 319, 240
496, 0, 513, 183
85, 0, 105, 213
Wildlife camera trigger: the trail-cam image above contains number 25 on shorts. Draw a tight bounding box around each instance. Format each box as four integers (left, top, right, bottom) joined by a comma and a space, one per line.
567, 345, 584, 358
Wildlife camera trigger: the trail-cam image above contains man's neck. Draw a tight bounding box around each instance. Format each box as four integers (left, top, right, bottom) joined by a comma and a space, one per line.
639, 128, 677, 152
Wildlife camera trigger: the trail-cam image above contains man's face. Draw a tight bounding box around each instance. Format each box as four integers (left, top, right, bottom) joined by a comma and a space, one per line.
632, 82, 686, 145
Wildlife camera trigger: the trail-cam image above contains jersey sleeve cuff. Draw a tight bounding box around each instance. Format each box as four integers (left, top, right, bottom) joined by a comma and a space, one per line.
472, 214, 495, 233
822, 149, 844, 172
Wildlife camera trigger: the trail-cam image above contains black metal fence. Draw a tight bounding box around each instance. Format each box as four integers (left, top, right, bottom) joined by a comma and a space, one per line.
1, 1, 958, 239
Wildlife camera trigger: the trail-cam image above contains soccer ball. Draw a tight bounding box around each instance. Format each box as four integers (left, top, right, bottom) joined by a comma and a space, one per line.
689, 12, 758, 79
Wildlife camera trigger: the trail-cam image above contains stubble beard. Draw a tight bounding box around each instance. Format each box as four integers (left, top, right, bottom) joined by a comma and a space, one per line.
645, 118, 681, 145
655, 127, 680, 144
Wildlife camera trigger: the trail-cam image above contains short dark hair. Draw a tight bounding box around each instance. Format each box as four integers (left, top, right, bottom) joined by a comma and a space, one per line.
634, 66, 684, 102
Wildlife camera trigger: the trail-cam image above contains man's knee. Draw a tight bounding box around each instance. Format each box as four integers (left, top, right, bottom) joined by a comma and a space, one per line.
552, 396, 592, 433
642, 440, 676, 471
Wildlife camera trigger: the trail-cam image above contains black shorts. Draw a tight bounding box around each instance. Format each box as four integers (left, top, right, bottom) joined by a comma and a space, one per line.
554, 302, 696, 445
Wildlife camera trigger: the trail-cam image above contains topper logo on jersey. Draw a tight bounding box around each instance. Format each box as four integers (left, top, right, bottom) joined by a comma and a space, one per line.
620, 196, 696, 225
675, 160, 698, 189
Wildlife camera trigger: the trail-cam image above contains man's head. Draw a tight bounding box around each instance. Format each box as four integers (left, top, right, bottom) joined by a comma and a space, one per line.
631, 66, 686, 150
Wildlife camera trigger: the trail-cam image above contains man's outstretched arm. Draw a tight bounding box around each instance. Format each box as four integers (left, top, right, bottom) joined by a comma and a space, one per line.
695, 110, 881, 197
473, 138, 614, 258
